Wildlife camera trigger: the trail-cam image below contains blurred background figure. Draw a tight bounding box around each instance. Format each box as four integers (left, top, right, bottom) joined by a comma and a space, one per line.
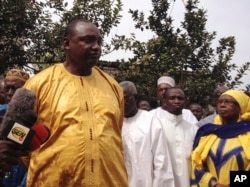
196, 85, 228, 128
137, 98, 152, 111
188, 103, 203, 121
0, 69, 30, 123
0, 76, 6, 105
4, 69, 30, 104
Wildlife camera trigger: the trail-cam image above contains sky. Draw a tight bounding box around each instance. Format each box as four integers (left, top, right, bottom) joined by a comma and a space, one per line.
100, 0, 250, 88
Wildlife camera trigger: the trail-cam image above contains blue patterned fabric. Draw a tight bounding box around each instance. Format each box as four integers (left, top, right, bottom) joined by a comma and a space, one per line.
0, 164, 26, 187
193, 120, 250, 149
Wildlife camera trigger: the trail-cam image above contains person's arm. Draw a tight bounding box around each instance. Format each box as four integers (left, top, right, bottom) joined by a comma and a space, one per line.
191, 160, 229, 187
151, 117, 174, 187
0, 140, 28, 176
191, 164, 217, 187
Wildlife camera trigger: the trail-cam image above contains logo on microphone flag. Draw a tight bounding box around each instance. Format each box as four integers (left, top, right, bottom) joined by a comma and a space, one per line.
7, 122, 30, 144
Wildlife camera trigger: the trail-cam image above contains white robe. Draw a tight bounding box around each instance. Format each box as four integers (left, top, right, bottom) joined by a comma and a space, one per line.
151, 107, 198, 125
122, 109, 174, 187
150, 109, 198, 187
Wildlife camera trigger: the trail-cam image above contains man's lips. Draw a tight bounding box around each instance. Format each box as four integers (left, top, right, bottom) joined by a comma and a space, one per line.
173, 104, 182, 107
89, 53, 100, 58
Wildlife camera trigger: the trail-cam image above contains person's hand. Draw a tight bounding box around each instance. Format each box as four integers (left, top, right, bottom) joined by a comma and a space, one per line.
0, 140, 28, 174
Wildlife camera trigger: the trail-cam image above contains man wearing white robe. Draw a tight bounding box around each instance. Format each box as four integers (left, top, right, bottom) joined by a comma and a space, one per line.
152, 76, 198, 125
120, 81, 174, 187
150, 87, 198, 187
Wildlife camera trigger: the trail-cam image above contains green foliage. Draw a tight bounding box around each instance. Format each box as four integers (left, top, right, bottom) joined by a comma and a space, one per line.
0, 0, 123, 74
0, 0, 62, 74
115, 0, 250, 109
1, 0, 249, 110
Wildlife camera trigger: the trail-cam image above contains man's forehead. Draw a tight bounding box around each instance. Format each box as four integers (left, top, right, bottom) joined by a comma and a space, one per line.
74, 22, 101, 35
139, 100, 150, 105
190, 104, 201, 108
158, 83, 172, 89
167, 89, 184, 96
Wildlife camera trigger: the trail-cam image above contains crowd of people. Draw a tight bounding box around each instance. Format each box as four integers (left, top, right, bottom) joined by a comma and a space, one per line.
0, 18, 250, 187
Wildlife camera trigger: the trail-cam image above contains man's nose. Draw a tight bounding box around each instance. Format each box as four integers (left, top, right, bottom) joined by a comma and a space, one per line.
92, 41, 101, 49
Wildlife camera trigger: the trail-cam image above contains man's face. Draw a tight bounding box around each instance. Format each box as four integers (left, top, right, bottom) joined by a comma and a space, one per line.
121, 84, 137, 118
138, 100, 151, 111
4, 78, 25, 103
189, 104, 203, 121
212, 86, 229, 107
157, 83, 172, 105
164, 88, 185, 115
64, 22, 102, 70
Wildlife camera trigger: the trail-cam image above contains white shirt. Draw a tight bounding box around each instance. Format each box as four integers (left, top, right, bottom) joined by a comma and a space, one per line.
150, 108, 198, 187
196, 112, 217, 127
122, 109, 174, 187
151, 107, 198, 125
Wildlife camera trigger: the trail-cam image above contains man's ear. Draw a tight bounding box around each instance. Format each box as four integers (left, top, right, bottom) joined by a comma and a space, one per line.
63, 37, 70, 49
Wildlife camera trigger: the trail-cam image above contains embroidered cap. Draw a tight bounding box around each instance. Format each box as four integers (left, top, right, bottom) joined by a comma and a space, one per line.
5, 69, 30, 82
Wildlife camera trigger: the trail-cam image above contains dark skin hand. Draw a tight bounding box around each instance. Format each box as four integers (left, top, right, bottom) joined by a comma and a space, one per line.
0, 140, 28, 174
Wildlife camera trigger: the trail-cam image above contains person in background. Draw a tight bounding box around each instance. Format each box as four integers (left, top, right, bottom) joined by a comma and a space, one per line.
188, 103, 204, 121
151, 76, 198, 125
0, 76, 7, 123
0, 76, 6, 105
0, 69, 30, 123
120, 81, 174, 187
0, 68, 30, 187
0, 19, 128, 187
151, 87, 198, 187
196, 85, 228, 128
191, 89, 250, 187
137, 98, 152, 111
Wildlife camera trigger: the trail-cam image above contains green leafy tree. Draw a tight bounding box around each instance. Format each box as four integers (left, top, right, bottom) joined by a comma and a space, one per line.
115, 0, 250, 108
0, 0, 123, 74
1, 0, 249, 108
0, 0, 62, 74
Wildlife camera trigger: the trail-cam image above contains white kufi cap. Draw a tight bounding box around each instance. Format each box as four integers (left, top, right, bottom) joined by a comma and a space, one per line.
157, 76, 175, 87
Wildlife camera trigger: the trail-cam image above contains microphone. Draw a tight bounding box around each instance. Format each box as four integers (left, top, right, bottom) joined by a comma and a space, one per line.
0, 88, 36, 136
1, 110, 38, 150
0, 88, 50, 151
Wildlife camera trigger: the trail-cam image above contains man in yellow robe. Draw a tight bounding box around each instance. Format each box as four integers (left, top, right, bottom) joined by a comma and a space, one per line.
0, 19, 128, 187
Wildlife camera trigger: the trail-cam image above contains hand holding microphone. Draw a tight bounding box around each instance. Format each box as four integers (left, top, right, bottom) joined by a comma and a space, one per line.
0, 88, 50, 173
0, 88, 50, 151
1, 109, 38, 150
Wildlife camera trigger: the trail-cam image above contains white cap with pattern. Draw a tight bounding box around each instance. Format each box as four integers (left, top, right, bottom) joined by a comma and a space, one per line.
157, 76, 175, 87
